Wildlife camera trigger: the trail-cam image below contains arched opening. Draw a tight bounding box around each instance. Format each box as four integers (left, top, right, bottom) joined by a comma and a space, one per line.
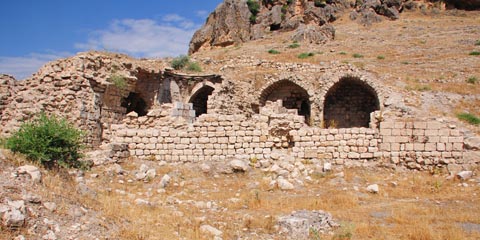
323, 77, 379, 128
189, 85, 214, 117
260, 80, 311, 123
121, 92, 148, 116
270, 23, 281, 31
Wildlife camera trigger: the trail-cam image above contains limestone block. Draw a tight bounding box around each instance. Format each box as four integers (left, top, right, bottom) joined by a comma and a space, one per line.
427, 121, 442, 130
449, 137, 463, 143
380, 122, 394, 129
396, 136, 409, 143
425, 130, 438, 136
391, 129, 402, 136
413, 129, 424, 136
436, 143, 445, 151
391, 143, 401, 151
348, 152, 360, 159
414, 143, 425, 151
425, 143, 436, 151
414, 122, 427, 129
453, 143, 463, 151
394, 122, 405, 129
361, 153, 373, 159
405, 143, 414, 151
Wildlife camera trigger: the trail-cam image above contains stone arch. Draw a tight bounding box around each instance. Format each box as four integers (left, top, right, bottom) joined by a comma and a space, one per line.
323, 76, 380, 128
260, 79, 311, 122
188, 82, 216, 117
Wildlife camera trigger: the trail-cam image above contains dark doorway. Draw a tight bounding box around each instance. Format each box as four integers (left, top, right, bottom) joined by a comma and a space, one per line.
323, 77, 379, 128
121, 92, 147, 116
189, 86, 214, 117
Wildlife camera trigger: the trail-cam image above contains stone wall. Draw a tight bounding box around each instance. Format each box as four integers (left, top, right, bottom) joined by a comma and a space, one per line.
109, 101, 465, 170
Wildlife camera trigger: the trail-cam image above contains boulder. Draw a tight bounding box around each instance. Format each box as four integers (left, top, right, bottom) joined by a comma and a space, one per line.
278, 210, 339, 239
229, 159, 249, 172
17, 165, 42, 183
457, 171, 473, 180
200, 224, 223, 237
465, 137, 480, 150
278, 178, 295, 190
160, 174, 171, 188
2, 209, 25, 229
367, 184, 380, 193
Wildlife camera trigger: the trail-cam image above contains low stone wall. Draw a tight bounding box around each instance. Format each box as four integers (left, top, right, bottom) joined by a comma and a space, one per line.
110, 108, 465, 170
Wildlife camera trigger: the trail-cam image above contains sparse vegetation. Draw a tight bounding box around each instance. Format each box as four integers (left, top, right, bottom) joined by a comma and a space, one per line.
469, 51, 480, 56
475, 40, 480, 46
339, 51, 347, 55
377, 55, 385, 60
466, 76, 478, 84
352, 53, 364, 58
288, 43, 300, 48
268, 49, 281, 54
287, 0, 293, 4
171, 55, 202, 72
298, 52, 315, 59
5, 113, 86, 169
109, 74, 127, 90
247, 0, 260, 24
457, 113, 480, 125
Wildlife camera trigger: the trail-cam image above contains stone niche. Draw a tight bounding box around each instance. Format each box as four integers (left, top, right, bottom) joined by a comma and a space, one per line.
260, 80, 311, 124
189, 85, 215, 117
323, 76, 380, 128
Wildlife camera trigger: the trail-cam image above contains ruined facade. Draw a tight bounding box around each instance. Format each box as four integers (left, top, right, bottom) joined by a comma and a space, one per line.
0, 51, 478, 172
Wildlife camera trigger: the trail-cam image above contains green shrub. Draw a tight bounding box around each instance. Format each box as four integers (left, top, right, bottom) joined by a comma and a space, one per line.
352, 53, 364, 58
268, 49, 281, 54
475, 40, 480, 46
288, 43, 300, 48
247, 0, 260, 23
186, 62, 202, 72
281, 5, 288, 14
171, 55, 190, 70
466, 76, 478, 84
377, 55, 385, 60
287, 0, 294, 4
339, 51, 347, 55
109, 74, 127, 90
5, 113, 86, 169
469, 51, 480, 56
457, 113, 480, 125
298, 52, 315, 59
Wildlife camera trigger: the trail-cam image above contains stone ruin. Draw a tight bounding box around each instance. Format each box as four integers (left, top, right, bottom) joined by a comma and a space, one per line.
0, 51, 478, 173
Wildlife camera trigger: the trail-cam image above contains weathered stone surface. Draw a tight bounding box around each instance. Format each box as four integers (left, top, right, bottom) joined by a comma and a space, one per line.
278, 210, 338, 239
277, 178, 295, 190
229, 159, 249, 172
367, 184, 379, 193
457, 171, 473, 180
200, 224, 223, 237
17, 165, 42, 183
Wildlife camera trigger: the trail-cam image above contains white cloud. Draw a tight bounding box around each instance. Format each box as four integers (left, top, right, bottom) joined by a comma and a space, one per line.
76, 16, 201, 58
0, 52, 70, 80
196, 10, 209, 18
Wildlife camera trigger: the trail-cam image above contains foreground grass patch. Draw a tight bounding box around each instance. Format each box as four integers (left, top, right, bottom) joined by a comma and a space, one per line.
457, 113, 480, 125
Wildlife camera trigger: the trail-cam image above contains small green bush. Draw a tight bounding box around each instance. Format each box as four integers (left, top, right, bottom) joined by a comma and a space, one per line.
377, 55, 385, 60
457, 113, 480, 125
186, 62, 202, 72
352, 53, 364, 58
268, 49, 281, 54
171, 55, 190, 70
247, 0, 260, 23
475, 40, 480, 46
109, 74, 127, 90
288, 43, 300, 48
287, 0, 294, 4
298, 52, 315, 59
469, 51, 480, 56
339, 51, 347, 55
467, 76, 478, 84
5, 113, 86, 169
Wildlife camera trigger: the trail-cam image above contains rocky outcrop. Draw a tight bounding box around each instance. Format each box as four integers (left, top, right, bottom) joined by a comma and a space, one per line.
189, 0, 349, 54
0, 74, 16, 118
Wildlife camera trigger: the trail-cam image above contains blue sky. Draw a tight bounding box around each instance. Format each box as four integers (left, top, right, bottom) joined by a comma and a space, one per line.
0, 0, 223, 79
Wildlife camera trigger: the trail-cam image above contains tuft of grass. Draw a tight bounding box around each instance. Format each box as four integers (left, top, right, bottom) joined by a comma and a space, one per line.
457, 113, 480, 125
109, 74, 127, 90
171, 55, 202, 72
288, 43, 300, 49
401, 61, 410, 65
466, 76, 478, 84
339, 51, 347, 55
475, 40, 480, 46
186, 62, 202, 72
377, 55, 385, 60
469, 51, 480, 56
352, 53, 364, 58
298, 52, 315, 59
268, 49, 281, 54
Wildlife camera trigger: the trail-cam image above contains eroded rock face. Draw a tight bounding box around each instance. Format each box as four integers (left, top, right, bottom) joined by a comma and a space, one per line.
189, 0, 349, 54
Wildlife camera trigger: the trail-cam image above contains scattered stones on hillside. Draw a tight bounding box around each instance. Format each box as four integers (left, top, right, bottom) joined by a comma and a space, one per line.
160, 174, 171, 188
457, 171, 473, 180
367, 184, 380, 193
278, 210, 339, 239
16, 165, 42, 183
200, 224, 223, 238
229, 159, 250, 172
